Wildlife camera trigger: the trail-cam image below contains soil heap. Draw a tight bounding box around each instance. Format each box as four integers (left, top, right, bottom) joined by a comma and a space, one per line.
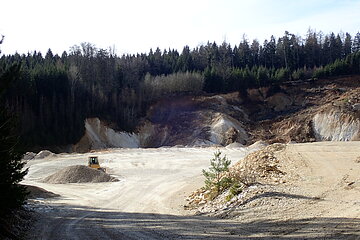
24, 185, 60, 198
42, 165, 118, 184
185, 143, 287, 211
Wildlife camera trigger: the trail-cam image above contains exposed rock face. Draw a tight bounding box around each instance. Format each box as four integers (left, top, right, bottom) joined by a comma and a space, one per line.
210, 114, 248, 145
137, 113, 248, 147
74, 94, 249, 151
71, 77, 360, 152
73, 118, 139, 152
137, 95, 249, 147
312, 110, 360, 141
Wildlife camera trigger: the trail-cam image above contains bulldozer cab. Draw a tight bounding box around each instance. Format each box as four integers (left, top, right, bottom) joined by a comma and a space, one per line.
88, 156, 100, 169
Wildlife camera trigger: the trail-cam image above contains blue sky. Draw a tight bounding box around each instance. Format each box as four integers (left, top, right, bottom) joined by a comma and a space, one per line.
0, 0, 359, 55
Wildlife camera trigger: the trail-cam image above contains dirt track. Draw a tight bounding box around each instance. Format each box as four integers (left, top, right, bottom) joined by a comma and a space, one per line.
23, 142, 360, 239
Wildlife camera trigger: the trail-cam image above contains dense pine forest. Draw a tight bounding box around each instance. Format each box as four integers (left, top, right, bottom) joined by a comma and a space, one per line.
1, 30, 360, 149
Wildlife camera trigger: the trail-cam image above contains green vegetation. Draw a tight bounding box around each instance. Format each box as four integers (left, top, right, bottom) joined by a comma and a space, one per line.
0, 108, 28, 215
225, 182, 244, 202
0, 41, 28, 215
0, 30, 360, 148
313, 51, 360, 78
202, 150, 232, 199
202, 150, 254, 201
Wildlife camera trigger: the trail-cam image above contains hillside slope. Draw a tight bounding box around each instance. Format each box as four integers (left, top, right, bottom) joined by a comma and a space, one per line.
73, 75, 360, 152
249, 75, 360, 143
74, 93, 250, 151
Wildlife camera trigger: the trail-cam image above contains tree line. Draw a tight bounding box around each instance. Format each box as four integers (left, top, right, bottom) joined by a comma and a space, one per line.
1, 29, 360, 148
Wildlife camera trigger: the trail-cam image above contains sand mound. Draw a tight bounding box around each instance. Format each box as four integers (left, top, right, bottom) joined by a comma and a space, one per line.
185, 143, 286, 209
225, 142, 244, 149
42, 165, 118, 184
24, 185, 60, 199
35, 150, 54, 159
231, 143, 286, 182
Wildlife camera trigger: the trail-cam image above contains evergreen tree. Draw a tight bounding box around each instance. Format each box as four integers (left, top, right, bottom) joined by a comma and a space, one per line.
202, 150, 231, 197
353, 32, 360, 53
203, 66, 222, 93
1, 29, 359, 150
329, 32, 342, 62
343, 32, 352, 56
176, 46, 193, 72
250, 39, 260, 66
0, 108, 28, 215
322, 35, 331, 65
0, 40, 28, 214
267, 35, 277, 68
304, 29, 320, 67
237, 36, 251, 67
334, 34, 343, 59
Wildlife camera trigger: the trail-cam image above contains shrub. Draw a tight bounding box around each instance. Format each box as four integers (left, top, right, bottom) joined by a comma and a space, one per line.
144, 71, 204, 99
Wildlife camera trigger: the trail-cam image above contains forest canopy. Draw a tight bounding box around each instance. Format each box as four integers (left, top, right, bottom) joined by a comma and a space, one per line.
1, 29, 360, 149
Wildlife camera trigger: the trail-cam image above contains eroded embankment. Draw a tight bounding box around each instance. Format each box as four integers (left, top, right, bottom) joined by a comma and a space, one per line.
72, 76, 360, 152
73, 94, 250, 151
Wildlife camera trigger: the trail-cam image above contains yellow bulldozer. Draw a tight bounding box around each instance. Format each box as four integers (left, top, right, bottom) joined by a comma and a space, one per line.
88, 156, 106, 172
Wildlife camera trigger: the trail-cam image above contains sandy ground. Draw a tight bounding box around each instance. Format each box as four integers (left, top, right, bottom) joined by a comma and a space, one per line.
23, 146, 258, 239
223, 141, 360, 239
23, 142, 360, 239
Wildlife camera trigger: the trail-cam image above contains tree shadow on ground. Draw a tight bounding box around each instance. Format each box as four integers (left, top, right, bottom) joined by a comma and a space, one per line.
238, 191, 320, 207
29, 203, 360, 240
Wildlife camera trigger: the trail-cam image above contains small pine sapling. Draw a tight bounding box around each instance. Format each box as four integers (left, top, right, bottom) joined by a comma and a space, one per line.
202, 150, 232, 198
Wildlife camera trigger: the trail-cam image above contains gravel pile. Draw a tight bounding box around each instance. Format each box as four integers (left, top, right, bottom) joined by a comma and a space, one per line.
35, 150, 54, 159
42, 165, 118, 184
185, 143, 287, 213
231, 143, 286, 182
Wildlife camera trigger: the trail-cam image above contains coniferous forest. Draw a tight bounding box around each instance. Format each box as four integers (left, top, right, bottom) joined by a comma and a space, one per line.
1, 30, 360, 149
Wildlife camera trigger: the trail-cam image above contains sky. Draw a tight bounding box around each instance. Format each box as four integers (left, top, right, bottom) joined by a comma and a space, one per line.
0, 0, 359, 55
